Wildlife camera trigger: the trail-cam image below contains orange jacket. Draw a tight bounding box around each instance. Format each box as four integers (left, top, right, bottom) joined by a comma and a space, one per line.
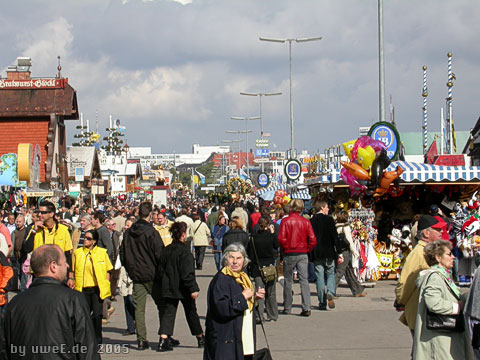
0, 263, 14, 306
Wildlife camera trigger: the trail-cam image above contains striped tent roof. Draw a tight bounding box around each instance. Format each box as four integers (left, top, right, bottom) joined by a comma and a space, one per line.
255, 183, 311, 200
305, 161, 480, 185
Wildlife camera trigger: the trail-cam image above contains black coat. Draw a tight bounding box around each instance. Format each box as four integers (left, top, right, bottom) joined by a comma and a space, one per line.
309, 213, 338, 261
204, 272, 252, 360
157, 241, 199, 299
120, 219, 164, 283
221, 229, 249, 253
247, 230, 278, 279
3, 277, 99, 360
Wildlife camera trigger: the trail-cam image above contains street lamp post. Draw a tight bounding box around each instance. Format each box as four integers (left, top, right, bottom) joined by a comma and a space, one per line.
225, 131, 249, 172
231, 117, 260, 177
222, 139, 243, 179
259, 36, 322, 158
240, 91, 282, 172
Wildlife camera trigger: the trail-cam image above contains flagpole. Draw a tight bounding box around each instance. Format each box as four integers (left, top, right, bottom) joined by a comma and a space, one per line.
191, 168, 195, 199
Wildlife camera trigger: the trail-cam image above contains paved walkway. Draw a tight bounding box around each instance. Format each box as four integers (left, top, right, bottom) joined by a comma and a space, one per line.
102, 252, 412, 359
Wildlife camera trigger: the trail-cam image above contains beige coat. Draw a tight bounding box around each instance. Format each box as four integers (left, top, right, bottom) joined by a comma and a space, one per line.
413, 269, 473, 360
395, 240, 429, 330
192, 220, 211, 247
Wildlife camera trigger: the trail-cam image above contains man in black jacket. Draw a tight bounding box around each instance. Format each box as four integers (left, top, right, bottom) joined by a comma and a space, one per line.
3, 244, 99, 359
309, 201, 342, 311
120, 201, 164, 350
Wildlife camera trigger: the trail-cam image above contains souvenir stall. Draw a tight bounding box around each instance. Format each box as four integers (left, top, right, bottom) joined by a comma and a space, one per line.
306, 136, 480, 282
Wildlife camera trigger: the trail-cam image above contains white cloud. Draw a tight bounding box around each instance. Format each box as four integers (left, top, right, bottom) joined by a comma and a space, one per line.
1, 0, 479, 153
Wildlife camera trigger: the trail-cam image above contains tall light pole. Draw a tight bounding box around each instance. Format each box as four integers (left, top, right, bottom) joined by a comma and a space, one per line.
231, 116, 260, 177
226, 130, 249, 172
378, 0, 386, 122
259, 36, 322, 158
240, 91, 282, 172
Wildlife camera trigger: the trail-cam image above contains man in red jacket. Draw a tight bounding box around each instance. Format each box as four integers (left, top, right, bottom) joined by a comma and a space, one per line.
278, 199, 317, 316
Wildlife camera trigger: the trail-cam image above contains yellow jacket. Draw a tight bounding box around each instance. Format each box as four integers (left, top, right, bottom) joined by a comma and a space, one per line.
394, 240, 429, 330
155, 220, 174, 246
33, 223, 73, 252
73, 246, 113, 300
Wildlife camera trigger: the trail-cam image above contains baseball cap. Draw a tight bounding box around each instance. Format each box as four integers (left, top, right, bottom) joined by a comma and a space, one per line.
417, 214, 446, 232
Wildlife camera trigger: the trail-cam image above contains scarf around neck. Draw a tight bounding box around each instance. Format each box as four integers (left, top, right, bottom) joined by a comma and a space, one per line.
430, 264, 461, 298
221, 266, 254, 311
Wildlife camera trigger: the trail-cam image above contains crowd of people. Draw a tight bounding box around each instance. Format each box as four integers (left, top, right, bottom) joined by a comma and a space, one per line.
0, 196, 479, 359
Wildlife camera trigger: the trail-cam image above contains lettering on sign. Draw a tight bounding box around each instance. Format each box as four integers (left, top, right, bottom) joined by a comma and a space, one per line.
0, 78, 67, 89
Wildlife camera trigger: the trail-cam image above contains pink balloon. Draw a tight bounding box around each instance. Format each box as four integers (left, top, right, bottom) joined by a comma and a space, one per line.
351, 136, 386, 161
341, 168, 366, 196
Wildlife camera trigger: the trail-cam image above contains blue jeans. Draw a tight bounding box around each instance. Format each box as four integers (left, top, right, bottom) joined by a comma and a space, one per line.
124, 295, 136, 334
314, 259, 336, 308
214, 249, 222, 271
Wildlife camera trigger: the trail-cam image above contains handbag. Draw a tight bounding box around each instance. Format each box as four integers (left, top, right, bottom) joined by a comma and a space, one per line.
424, 272, 465, 333
251, 237, 276, 283
255, 307, 273, 360
426, 310, 465, 332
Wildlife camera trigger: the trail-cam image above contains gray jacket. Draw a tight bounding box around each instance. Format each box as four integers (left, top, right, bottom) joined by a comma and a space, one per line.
413, 269, 473, 360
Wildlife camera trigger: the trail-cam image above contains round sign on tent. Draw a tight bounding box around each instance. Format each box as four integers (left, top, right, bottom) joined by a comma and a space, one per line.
257, 172, 269, 187
368, 121, 401, 159
284, 158, 302, 181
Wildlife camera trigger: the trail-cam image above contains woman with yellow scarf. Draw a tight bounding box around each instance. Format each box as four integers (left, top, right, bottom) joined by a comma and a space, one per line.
204, 243, 265, 360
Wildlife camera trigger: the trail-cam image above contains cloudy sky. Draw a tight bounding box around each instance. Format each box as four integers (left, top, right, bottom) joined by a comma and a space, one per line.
1, 0, 479, 155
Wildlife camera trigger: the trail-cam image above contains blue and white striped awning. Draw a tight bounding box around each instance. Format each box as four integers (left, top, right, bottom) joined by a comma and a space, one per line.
256, 183, 311, 200
305, 161, 480, 185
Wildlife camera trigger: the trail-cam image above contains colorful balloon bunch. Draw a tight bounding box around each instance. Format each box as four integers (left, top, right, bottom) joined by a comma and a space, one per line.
341, 136, 403, 197
273, 189, 291, 206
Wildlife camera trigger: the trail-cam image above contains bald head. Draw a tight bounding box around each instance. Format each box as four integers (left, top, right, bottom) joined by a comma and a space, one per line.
30, 245, 68, 281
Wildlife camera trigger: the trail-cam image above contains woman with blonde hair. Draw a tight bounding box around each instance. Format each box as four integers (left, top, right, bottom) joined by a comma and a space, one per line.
414, 239, 472, 359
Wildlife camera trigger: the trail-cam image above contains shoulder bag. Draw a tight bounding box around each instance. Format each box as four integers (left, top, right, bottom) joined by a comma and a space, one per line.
424, 272, 465, 333
251, 237, 276, 284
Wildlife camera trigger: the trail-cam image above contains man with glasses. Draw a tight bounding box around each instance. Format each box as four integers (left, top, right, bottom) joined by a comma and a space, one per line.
395, 214, 446, 357
23, 201, 74, 288
72, 214, 94, 250
154, 211, 174, 247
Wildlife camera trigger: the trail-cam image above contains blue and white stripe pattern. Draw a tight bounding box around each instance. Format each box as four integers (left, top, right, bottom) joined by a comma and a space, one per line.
255, 183, 311, 200
422, 66, 428, 154
305, 161, 480, 185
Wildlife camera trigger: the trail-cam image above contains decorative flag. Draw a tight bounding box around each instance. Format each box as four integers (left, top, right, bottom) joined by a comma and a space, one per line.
239, 167, 248, 180
195, 169, 206, 184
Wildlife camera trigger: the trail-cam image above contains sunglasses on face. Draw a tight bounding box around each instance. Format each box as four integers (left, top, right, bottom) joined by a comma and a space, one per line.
39, 211, 52, 215
84, 236, 94, 240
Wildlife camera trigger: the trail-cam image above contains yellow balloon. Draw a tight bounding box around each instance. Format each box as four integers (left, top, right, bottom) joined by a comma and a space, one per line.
357, 146, 376, 170
342, 140, 356, 159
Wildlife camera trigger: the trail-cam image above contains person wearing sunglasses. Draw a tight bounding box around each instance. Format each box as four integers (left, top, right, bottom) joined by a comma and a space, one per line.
72, 229, 113, 345
23, 201, 74, 288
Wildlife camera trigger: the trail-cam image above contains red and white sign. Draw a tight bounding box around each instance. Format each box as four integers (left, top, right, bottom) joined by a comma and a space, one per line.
0, 78, 68, 90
